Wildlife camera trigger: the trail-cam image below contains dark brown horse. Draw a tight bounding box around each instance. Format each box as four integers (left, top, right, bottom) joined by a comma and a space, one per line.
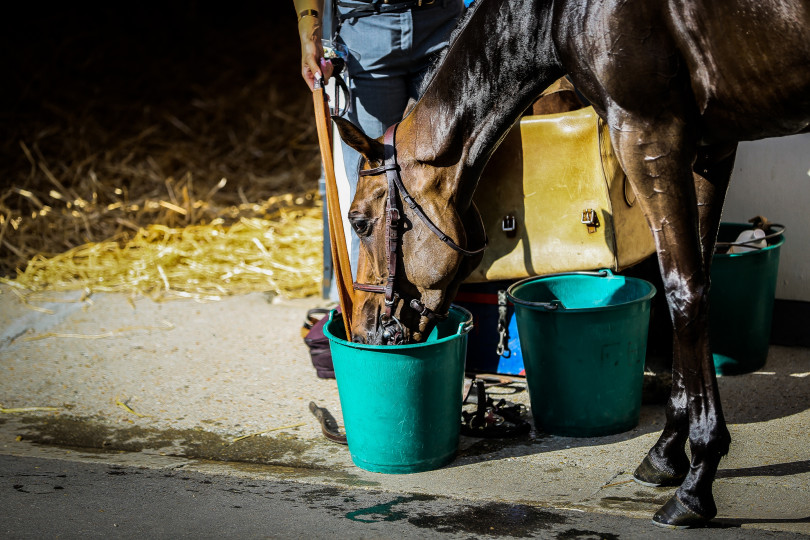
334, 0, 810, 528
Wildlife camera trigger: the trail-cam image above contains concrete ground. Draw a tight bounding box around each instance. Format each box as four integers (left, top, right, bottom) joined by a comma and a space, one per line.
1, 284, 808, 535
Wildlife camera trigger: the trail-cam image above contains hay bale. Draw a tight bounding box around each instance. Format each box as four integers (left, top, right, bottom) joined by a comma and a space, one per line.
0, 5, 325, 298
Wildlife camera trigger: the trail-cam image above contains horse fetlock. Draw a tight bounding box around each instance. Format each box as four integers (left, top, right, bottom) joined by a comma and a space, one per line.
674, 480, 718, 524
711, 425, 732, 458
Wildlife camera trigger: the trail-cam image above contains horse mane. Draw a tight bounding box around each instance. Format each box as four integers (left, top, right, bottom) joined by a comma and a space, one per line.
408, 0, 563, 179
417, 0, 486, 97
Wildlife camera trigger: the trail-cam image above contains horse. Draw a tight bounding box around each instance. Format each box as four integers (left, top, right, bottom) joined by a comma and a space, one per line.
333, 0, 810, 528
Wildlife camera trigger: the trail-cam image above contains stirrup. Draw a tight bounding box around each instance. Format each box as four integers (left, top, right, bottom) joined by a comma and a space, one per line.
460, 379, 531, 438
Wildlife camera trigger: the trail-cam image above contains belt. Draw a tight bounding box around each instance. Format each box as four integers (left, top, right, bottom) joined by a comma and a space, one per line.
339, 0, 436, 6
337, 0, 438, 25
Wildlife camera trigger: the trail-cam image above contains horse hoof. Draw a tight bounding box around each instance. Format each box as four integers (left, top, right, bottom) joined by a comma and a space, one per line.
652, 496, 711, 529
633, 454, 687, 487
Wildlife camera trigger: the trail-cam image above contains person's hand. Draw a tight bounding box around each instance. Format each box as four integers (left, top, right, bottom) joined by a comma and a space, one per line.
298, 14, 334, 91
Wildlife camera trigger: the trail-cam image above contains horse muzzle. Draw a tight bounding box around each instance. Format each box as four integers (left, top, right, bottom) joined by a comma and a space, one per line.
369, 313, 407, 346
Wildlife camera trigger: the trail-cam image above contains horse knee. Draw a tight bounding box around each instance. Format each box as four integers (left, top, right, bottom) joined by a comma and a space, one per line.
664, 280, 710, 332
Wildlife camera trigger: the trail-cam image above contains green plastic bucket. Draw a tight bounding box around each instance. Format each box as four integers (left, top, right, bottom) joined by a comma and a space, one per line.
323, 305, 473, 474
507, 270, 655, 437
710, 223, 785, 375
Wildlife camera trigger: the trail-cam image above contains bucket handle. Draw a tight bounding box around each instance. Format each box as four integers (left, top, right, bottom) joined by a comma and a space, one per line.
715, 223, 785, 250
507, 269, 612, 311
456, 308, 475, 335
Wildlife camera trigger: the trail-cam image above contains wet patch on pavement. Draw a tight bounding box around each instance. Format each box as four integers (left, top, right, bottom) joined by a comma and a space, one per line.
12, 414, 334, 469
408, 500, 568, 537
226, 462, 381, 489
344, 494, 437, 523
597, 490, 671, 513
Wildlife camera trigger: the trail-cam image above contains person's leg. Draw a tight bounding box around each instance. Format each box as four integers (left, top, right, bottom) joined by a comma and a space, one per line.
334, 2, 463, 277
410, 0, 463, 75
341, 73, 411, 277
318, 168, 333, 300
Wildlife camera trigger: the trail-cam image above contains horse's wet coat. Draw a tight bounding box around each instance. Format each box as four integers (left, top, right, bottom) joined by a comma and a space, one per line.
334, 0, 810, 527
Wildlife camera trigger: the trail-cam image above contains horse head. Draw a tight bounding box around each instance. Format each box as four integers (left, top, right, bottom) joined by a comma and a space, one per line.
334, 117, 485, 345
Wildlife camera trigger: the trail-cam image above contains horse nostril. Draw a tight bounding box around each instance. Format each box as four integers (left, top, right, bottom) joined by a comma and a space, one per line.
368, 330, 384, 346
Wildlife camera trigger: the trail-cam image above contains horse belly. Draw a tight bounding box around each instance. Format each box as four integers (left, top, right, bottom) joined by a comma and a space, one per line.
669, 0, 810, 142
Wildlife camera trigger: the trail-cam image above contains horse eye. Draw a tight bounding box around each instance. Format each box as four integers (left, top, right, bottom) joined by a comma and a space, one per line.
349, 214, 372, 237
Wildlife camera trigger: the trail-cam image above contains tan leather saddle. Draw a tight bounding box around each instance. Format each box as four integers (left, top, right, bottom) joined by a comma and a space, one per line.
466, 79, 655, 282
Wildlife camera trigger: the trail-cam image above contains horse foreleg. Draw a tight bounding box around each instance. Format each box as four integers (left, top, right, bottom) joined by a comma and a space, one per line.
612, 121, 731, 527
634, 142, 738, 489
651, 143, 737, 527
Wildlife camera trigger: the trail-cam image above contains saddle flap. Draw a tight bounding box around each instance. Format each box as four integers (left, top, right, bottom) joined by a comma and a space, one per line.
467, 106, 654, 283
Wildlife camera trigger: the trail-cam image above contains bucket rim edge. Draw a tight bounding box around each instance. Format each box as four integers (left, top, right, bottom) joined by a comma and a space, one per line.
714, 221, 785, 258
505, 270, 656, 312
323, 304, 473, 350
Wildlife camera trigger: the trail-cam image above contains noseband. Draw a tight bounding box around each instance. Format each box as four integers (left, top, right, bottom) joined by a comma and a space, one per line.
353, 123, 486, 343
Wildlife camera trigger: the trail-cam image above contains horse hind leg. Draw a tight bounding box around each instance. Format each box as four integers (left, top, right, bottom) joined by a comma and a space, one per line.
611, 120, 732, 527
692, 143, 737, 269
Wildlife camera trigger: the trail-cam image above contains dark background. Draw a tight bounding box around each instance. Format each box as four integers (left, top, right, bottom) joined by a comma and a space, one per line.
0, 2, 316, 274
1, 2, 302, 114
1, 2, 306, 167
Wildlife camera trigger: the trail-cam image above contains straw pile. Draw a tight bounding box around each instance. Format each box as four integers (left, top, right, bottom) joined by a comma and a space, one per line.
1, 5, 324, 300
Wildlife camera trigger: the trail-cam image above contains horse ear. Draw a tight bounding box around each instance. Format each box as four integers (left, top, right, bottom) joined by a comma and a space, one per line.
333, 117, 386, 164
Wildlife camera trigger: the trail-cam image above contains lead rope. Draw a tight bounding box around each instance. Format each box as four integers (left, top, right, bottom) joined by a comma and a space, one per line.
496, 290, 510, 357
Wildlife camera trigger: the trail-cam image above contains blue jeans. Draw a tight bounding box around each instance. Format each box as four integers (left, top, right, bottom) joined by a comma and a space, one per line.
333, 1, 462, 287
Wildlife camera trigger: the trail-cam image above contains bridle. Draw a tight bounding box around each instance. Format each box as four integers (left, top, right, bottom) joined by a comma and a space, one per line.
352, 123, 487, 344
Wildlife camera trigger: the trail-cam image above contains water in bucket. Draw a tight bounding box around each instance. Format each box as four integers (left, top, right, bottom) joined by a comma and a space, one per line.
323, 305, 473, 473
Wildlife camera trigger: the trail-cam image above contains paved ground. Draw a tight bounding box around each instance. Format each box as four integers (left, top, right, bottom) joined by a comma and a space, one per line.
1, 284, 808, 536
5, 454, 807, 540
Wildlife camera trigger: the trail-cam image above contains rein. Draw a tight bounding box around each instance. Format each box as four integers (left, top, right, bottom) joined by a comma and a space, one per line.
353, 123, 486, 342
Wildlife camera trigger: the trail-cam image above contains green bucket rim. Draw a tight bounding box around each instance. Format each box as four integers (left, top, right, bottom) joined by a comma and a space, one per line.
323, 304, 474, 351
506, 269, 656, 313
713, 222, 785, 259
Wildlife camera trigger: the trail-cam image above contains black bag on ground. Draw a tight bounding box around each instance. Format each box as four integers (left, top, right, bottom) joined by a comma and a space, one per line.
303, 308, 336, 379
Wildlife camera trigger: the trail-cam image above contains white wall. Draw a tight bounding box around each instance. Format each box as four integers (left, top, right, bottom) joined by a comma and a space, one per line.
721, 133, 810, 302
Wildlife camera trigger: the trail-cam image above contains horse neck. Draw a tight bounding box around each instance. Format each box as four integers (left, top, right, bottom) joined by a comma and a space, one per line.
403, 0, 565, 206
